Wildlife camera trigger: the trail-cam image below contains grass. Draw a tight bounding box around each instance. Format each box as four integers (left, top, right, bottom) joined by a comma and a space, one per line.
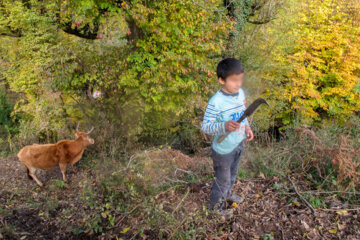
73, 149, 214, 237
243, 121, 360, 190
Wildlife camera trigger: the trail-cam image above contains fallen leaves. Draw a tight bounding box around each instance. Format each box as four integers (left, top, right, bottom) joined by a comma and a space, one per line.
336, 210, 349, 216
1, 154, 360, 239
120, 227, 130, 234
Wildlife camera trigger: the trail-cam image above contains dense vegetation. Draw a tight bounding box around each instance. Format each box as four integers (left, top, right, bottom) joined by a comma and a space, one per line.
1, 0, 359, 239
1, 0, 359, 146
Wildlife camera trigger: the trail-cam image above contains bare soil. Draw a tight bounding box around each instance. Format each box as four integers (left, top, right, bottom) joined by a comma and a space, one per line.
0, 156, 91, 239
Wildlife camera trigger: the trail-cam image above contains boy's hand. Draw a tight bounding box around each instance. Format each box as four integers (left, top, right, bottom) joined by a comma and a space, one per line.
225, 121, 240, 132
245, 126, 254, 142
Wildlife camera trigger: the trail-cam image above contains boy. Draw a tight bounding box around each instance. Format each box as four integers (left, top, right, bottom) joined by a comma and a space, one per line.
201, 58, 254, 218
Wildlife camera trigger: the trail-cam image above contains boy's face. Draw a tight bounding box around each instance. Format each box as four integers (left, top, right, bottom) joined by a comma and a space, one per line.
219, 73, 244, 94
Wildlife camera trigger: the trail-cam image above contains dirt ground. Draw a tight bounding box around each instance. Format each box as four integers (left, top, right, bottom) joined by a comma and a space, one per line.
0, 156, 92, 239
1, 154, 359, 240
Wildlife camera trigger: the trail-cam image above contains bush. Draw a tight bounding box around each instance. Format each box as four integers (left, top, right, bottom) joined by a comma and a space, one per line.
0, 0, 231, 148
78, 147, 212, 235
0, 90, 19, 153
267, 0, 360, 126
242, 118, 360, 192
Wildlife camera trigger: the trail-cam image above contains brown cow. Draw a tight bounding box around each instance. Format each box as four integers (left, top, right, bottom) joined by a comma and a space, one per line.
17, 124, 94, 186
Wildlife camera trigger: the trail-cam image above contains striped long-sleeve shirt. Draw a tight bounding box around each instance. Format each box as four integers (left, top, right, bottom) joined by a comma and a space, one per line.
201, 88, 249, 154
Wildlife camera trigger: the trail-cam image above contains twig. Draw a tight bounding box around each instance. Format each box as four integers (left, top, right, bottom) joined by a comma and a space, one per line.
238, 178, 267, 182
168, 217, 187, 240
165, 177, 188, 184
283, 190, 360, 195
172, 189, 190, 214
126, 153, 137, 168
174, 168, 199, 177
317, 169, 335, 189
154, 186, 176, 199
319, 208, 360, 212
111, 203, 142, 229
174, 168, 197, 177
287, 175, 316, 214
280, 228, 285, 240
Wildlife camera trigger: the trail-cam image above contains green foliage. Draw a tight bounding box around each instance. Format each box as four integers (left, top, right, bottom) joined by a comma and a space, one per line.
231, 0, 252, 33
1, 0, 358, 148
233, 0, 360, 130
0, 0, 231, 146
309, 196, 326, 209
49, 179, 69, 190
75, 151, 213, 237
79, 158, 146, 234
233, 0, 300, 130
0, 91, 13, 131
0, 89, 19, 152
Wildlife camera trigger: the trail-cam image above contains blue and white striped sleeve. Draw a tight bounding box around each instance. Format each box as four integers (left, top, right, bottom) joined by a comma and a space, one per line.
201, 103, 227, 136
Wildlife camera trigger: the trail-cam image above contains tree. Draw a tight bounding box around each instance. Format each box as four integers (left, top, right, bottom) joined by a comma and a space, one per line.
268, 0, 360, 126
223, 0, 284, 56
0, 0, 231, 143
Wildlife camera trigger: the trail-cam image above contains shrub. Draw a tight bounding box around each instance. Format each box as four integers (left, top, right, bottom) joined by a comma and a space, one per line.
267, 0, 360, 126
242, 119, 360, 191
0, 90, 19, 152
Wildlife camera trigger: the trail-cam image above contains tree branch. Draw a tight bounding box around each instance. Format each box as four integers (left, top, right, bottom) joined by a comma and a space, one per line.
60, 22, 99, 40
247, 18, 275, 24
0, 26, 22, 38
249, 1, 266, 17
0, 32, 22, 38
288, 175, 316, 214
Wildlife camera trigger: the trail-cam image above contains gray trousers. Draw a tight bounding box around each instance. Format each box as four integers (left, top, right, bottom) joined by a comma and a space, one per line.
210, 141, 244, 209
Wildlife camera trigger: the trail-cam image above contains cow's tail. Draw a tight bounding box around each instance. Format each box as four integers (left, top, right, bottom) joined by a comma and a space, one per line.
27, 168, 33, 180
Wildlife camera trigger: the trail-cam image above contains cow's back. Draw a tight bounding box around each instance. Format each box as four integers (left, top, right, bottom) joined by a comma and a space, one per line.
17, 144, 60, 170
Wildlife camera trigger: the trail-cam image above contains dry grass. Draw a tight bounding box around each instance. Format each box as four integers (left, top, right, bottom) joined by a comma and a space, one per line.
296, 128, 360, 190
113, 148, 212, 188
243, 125, 360, 192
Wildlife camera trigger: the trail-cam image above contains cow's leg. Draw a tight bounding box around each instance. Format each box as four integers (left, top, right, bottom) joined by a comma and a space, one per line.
26, 167, 33, 180
59, 163, 67, 182
71, 164, 77, 173
28, 167, 43, 187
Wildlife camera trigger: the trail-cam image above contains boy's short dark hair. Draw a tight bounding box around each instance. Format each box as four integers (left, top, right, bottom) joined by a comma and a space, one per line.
216, 58, 244, 80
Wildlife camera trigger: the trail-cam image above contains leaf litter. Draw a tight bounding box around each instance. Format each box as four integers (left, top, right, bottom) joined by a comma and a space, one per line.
1, 148, 360, 239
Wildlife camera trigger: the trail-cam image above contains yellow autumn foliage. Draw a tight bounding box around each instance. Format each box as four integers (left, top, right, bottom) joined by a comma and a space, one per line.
269, 0, 360, 126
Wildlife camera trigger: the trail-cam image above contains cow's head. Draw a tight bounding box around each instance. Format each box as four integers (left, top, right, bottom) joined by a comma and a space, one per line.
75, 124, 95, 145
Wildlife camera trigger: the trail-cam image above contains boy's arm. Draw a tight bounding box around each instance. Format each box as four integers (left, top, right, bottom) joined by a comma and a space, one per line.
243, 117, 249, 126
201, 103, 227, 136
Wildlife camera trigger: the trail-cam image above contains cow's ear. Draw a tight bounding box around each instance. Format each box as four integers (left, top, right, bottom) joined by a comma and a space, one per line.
75, 131, 79, 137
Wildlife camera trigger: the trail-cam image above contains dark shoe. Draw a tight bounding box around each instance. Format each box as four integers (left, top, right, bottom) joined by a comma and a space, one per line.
210, 201, 232, 220
218, 209, 233, 220
210, 200, 225, 211
227, 194, 243, 204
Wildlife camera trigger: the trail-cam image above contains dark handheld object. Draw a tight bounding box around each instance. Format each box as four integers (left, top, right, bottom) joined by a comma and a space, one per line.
217, 98, 270, 143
